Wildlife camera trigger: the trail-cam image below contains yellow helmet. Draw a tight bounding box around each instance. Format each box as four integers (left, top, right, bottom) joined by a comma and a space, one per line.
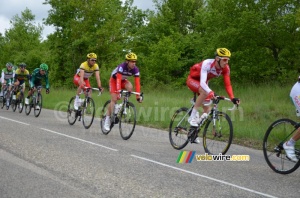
125, 52, 137, 61
87, 53, 97, 59
215, 48, 231, 58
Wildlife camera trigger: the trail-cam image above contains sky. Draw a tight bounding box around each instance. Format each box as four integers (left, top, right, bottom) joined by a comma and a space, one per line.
0, 0, 155, 40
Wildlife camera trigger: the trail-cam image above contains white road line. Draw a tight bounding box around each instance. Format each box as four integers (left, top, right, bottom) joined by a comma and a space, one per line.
131, 155, 277, 198
0, 116, 30, 126
40, 128, 118, 152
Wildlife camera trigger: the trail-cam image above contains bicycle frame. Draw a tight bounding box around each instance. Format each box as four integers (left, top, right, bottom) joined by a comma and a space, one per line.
101, 90, 143, 140
169, 94, 237, 153
67, 87, 101, 129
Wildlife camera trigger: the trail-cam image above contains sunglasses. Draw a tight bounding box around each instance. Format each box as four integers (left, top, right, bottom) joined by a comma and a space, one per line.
219, 57, 230, 62
90, 59, 97, 62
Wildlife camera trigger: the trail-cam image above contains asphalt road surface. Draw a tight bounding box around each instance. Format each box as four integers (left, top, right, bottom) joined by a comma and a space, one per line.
0, 108, 299, 198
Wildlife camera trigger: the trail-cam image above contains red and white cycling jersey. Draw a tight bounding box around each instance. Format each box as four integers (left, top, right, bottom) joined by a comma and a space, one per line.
188, 59, 234, 99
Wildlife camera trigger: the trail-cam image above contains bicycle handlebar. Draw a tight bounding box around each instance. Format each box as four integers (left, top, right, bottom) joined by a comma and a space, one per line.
83, 87, 103, 96
203, 96, 238, 111
116, 90, 144, 101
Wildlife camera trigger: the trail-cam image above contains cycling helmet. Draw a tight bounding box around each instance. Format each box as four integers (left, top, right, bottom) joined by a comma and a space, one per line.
215, 48, 231, 58
6, 62, 13, 68
87, 53, 97, 59
125, 52, 137, 61
19, 63, 27, 68
40, 63, 48, 71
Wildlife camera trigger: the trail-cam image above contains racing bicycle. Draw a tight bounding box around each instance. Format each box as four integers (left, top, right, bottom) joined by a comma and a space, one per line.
67, 87, 102, 129
169, 93, 237, 155
11, 85, 25, 113
263, 118, 300, 174
25, 86, 43, 117
100, 90, 143, 140
1, 84, 10, 110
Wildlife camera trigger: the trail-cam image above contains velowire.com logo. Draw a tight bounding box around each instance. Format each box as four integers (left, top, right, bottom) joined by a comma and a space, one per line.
177, 151, 250, 163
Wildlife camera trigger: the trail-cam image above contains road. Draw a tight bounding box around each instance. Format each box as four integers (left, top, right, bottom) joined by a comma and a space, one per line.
0, 108, 299, 198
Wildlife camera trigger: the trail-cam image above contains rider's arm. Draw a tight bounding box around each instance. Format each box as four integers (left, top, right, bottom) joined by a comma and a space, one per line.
222, 66, 234, 99
44, 73, 50, 89
95, 70, 102, 89
134, 76, 141, 95
199, 64, 211, 93
29, 73, 35, 88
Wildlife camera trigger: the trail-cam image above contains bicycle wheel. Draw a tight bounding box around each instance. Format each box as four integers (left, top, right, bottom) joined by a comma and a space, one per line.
119, 102, 136, 140
25, 96, 32, 115
34, 93, 42, 117
81, 97, 95, 129
263, 118, 300, 174
5, 91, 11, 110
1, 89, 7, 109
18, 92, 24, 113
169, 107, 191, 150
67, 96, 78, 125
203, 111, 233, 155
100, 100, 113, 134
12, 93, 17, 112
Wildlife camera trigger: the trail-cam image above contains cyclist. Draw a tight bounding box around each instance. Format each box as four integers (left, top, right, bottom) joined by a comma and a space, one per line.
25, 63, 50, 109
186, 48, 240, 143
13, 63, 30, 106
73, 53, 103, 110
0, 62, 15, 106
283, 77, 300, 162
103, 52, 143, 131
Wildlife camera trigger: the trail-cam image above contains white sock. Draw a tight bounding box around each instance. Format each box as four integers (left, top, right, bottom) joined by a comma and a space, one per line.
191, 108, 198, 118
287, 138, 296, 146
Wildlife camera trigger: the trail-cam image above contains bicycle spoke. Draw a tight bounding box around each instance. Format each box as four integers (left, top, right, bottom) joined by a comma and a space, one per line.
169, 107, 190, 150
82, 97, 95, 129
263, 119, 300, 174
203, 112, 233, 155
34, 93, 42, 117
67, 96, 77, 125
119, 102, 136, 140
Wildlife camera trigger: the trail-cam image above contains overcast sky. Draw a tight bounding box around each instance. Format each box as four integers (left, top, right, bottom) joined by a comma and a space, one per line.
0, 0, 155, 40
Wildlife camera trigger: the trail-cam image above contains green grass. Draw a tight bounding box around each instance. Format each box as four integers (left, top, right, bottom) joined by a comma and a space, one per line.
42, 84, 299, 149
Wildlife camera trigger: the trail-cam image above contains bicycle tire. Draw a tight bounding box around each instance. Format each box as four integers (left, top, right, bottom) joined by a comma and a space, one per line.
25, 96, 32, 115
18, 92, 24, 113
67, 96, 78, 125
5, 91, 11, 110
100, 100, 112, 134
263, 118, 300, 174
11, 93, 17, 112
169, 107, 190, 150
34, 93, 42, 117
82, 97, 95, 129
12, 100, 17, 111
1, 89, 7, 109
203, 111, 233, 155
119, 101, 136, 140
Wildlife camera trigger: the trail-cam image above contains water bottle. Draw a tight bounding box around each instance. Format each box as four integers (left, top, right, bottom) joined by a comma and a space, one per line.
296, 110, 300, 117
114, 104, 122, 114
13, 94, 16, 100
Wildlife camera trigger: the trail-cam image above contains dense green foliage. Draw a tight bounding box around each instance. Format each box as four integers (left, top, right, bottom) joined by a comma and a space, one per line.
1, 0, 300, 89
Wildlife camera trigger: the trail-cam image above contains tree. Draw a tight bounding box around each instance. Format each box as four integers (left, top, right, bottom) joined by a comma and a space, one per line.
0, 8, 44, 71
